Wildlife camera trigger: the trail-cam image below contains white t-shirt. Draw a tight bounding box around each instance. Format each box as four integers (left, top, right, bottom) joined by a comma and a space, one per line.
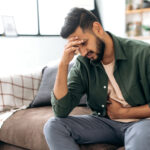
102, 60, 139, 122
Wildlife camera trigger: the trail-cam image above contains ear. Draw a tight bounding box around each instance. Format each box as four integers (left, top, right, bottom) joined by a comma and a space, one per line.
92, 22, 103, 36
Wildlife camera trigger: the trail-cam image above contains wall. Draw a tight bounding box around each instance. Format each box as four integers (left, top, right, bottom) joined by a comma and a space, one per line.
0, 36, 66, 75
97, 0, 126, 37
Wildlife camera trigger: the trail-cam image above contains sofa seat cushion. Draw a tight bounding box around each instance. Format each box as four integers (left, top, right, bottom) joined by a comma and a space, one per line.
0, 106, 123, 150
0, 106, 91, 150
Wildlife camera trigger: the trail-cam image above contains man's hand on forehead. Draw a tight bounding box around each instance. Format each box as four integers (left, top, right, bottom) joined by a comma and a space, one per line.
66, 36, 85, 48
68, 36, 86, 47
64, 36, 87, 55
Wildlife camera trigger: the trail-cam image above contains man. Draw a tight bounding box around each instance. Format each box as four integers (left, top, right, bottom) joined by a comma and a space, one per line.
43, 7, 150, 150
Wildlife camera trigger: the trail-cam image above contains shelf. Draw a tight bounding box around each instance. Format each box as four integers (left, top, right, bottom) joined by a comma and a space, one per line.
126, 8, 150, 14
125, 0, 150, 41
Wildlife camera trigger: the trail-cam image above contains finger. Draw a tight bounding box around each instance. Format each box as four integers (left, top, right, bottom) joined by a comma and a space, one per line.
66, 40, 85, 49
68, 36, 79, 42
108, 97, 113, 101
74, 48, 80, 55
66, 46, 79, 54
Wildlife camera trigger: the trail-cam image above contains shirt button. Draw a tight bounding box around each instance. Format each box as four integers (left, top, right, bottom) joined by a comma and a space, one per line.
101, 104, 105, 108
98, 112, 101, 115
103, 85, 107, 89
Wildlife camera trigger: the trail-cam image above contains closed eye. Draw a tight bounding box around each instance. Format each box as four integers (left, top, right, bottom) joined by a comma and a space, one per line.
81, 40, 87, 46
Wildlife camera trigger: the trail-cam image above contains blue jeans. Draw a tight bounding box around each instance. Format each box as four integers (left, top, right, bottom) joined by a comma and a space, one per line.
43, 115, 150, 150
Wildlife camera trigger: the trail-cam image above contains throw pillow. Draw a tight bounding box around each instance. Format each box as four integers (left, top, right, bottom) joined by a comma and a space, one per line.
29, 61, 87, 108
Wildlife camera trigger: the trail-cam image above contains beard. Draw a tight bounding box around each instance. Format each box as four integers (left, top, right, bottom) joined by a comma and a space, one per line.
96, 37, 105, 60
91, 36, 105, 63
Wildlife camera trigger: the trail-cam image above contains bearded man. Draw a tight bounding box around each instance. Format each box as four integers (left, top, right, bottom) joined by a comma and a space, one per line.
44, 7, 150, 150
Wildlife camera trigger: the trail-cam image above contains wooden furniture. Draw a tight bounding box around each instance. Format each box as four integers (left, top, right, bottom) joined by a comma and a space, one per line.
125, 0, 150, 40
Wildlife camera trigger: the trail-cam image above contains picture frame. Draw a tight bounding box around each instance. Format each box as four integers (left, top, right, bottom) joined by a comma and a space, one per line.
1, 16, 17, 36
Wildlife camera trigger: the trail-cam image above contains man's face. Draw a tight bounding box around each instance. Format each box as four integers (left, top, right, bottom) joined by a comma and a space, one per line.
68, 27, 105, 61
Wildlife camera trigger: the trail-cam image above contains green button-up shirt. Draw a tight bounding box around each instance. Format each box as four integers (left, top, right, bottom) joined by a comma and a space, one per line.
51, 33, 150, 118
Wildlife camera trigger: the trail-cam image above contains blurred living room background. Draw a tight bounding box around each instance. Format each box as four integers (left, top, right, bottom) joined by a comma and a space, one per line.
0, 0, 150, 75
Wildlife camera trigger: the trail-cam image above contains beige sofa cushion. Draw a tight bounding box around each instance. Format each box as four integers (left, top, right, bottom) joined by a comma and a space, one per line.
0, 106, 92, 150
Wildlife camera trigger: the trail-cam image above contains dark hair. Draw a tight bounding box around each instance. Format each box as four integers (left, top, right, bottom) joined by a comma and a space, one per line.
60, 7, 99, 38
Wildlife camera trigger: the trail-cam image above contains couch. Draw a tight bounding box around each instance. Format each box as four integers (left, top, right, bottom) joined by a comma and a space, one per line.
0, 60, 125, 150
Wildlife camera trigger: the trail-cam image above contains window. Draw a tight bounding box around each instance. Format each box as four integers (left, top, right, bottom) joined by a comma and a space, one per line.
38, 0, 94, 35
0, 0, 38, 35
0, 0, 101, 36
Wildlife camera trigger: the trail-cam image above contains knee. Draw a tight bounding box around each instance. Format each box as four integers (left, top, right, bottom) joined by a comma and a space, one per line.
43, 117, 58, 141
125, 120, 150, 140
43, 117, 59, 139
43, 117, 68, 140
125, 120, 150, 149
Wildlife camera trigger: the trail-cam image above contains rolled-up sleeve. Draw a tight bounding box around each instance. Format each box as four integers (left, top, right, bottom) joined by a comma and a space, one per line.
51, 60, 87, 117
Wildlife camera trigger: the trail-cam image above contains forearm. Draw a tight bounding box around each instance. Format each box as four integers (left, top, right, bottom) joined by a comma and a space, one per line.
122, 104, 150, 119
107, 98, 150, 119
53, 61, 69, 100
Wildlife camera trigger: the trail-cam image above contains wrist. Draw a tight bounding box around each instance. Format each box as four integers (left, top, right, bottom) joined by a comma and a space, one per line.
59, 60, 69, 67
